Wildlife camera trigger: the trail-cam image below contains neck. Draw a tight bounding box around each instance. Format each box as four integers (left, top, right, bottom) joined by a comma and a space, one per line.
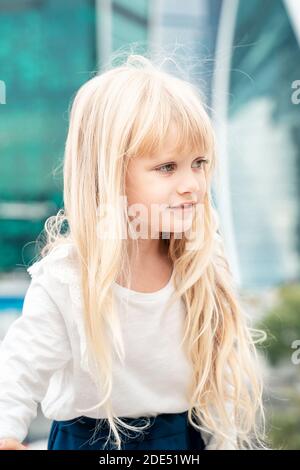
126, 236, 170, 265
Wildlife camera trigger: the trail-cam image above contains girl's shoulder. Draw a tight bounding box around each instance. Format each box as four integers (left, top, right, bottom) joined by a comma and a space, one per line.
26, 242, 92, 373
27, 242, 78, 277
26, 242, 81, 306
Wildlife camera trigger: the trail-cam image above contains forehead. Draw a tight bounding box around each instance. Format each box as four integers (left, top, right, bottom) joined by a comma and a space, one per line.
144, 126, 205, 162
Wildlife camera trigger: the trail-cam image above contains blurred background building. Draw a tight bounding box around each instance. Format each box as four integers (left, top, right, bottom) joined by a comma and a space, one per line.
0, 0, 300, 450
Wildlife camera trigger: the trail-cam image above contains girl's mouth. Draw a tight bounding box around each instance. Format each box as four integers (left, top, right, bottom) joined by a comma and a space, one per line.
168, 204, 194, 211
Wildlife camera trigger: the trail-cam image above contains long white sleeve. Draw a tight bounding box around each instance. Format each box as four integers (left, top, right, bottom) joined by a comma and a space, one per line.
0, 276, 72, 443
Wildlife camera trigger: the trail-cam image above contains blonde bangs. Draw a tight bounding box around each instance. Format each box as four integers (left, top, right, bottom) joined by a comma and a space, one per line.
125, 73, 215, 171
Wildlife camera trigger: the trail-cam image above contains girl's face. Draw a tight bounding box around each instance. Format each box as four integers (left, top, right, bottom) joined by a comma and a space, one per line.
125, 126, 208, 239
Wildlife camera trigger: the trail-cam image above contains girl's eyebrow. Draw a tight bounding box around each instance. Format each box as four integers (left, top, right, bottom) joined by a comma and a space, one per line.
151, 154, 206, 164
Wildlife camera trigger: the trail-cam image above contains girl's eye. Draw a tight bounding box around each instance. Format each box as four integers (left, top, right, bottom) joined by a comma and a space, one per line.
155, 159, 208, 174
155, 163, 176, 174
193, 158, 209, 169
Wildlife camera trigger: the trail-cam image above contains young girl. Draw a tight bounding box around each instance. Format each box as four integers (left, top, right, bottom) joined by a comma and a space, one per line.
0, 54, 269, 451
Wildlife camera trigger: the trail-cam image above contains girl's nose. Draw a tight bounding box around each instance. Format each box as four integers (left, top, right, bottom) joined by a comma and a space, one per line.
177, 173, 204, 195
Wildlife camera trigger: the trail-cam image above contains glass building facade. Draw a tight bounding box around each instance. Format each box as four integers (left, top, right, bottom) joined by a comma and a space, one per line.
152, 0, 300, 290
227, 0, 300, 289
0, 0, 150, 271
0, 0, 299, 291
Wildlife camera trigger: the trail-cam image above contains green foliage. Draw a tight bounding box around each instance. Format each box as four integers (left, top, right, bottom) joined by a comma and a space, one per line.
267, 388, 300, 450
255, 283, 300, 367
255, 283, 300, 450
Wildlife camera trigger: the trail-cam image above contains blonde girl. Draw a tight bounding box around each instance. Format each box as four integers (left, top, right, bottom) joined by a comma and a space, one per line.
0, 53, 269, 451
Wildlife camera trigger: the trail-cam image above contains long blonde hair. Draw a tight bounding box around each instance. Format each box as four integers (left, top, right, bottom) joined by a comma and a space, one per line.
36, 53, 269, 449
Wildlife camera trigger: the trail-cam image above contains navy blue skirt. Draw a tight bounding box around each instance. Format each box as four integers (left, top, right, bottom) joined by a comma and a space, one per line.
47, 410, 206, 450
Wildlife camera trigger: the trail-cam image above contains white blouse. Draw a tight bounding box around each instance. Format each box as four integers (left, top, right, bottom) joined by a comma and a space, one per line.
0, 243, 237, 449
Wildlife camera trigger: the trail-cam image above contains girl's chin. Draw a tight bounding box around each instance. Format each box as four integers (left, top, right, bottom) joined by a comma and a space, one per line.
161, 222, 193, 235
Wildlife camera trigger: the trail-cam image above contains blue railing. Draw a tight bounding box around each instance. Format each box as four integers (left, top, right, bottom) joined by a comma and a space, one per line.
0, 297, 24, 312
